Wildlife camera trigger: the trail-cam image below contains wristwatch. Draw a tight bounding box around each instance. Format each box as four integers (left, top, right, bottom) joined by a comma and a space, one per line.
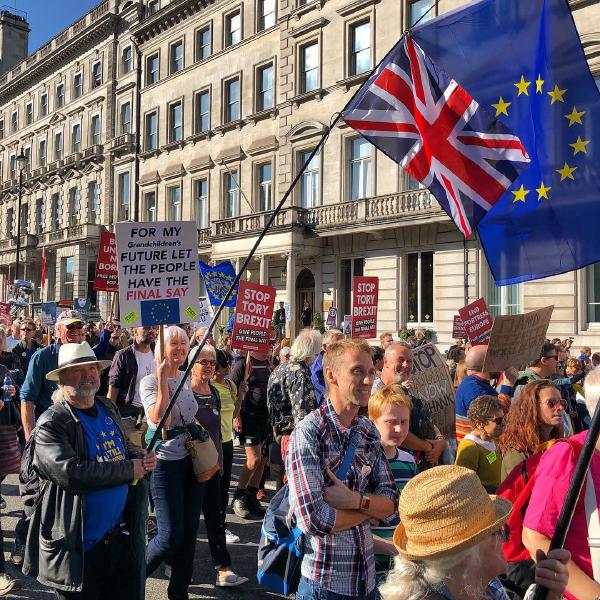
359, 494, 371, 513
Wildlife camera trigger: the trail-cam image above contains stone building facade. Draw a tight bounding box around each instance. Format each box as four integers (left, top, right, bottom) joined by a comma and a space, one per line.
0, 0, 599, 348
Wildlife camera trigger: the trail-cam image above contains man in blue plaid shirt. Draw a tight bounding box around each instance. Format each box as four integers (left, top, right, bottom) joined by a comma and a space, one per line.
286, 338, 398, 599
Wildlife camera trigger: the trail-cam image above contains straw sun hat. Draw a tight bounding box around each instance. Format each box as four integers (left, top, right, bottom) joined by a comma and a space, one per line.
393, 465, 512, 560
46, 342, 112, 381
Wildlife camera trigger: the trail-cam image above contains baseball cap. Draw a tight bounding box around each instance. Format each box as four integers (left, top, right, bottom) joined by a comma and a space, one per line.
56, 310, 84, 326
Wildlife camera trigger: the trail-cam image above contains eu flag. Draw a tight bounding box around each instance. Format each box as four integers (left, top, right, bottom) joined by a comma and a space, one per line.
199, 261, 239, 308
412, 0, 600, 285
140, 298, 180, 326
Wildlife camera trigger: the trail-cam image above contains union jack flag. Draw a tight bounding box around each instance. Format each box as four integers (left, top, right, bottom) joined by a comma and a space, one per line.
341, 36, 530, 238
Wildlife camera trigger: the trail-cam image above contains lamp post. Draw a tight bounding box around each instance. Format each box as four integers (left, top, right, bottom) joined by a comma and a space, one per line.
14, 149, 28, 284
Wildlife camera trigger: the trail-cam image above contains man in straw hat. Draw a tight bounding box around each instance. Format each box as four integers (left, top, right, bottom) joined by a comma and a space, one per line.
23, 342, 156, 599
379, 465, 570, 600
286, 338, 398, 599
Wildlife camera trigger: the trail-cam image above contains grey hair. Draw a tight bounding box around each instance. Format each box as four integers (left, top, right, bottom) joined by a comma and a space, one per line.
584, 368, 600, 418
322, 329, 343, 345
154, 326, 190, 363
290, 328, 322, 362
384, 341, 411, 358
279, 346, 291, 358
51, 388, 64, 404
189, 342, 217, 364
380, 547, 481, 600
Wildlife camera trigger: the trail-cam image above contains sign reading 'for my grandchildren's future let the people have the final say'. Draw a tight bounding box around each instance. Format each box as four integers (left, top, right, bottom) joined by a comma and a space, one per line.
115, 221, 201, 329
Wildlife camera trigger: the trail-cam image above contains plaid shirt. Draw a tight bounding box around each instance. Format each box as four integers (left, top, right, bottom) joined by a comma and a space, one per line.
286, 400, 398, 597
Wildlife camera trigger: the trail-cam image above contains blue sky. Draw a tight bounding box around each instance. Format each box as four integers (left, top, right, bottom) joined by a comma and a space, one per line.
15, 0, 100, 52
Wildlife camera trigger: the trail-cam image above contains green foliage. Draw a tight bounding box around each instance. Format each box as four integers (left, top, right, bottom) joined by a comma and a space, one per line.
398, 327, 434, 341
313, 311, 326, 334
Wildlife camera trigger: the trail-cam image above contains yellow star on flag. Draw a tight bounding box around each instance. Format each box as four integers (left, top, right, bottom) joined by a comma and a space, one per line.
535, 74, 544, 93
536, 182, 551, 200
556, 162, 577, 181
511, 184, 529, 203
492, 97, 511, 117
514, 75, 531, 96
548, 84, 567, 104
565, 107, 585, 126
570, 136, 590, 155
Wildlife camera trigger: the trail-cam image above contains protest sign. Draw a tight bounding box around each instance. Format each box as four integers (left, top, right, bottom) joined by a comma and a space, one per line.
94, 231, 119, 292
351, 276, 378, 339
194, 298, 212, 328
75, 298, 91, 320
231, 281, 276, 352
452, 315, 466, 339
0, 302, 11, 326
115, 221, 201, 328
326, 307, 338, 328
342, 315, 352, 335
458, 298, 493, 344
41, 302, 57, 327
483, 305, 554, 373
411, 343, 456, 439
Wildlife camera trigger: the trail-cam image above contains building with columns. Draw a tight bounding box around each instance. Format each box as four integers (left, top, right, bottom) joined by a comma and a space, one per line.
0, 0, 600, 347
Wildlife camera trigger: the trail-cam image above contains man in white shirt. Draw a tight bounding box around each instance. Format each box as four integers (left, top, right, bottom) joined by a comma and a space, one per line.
6, 320, 22, 351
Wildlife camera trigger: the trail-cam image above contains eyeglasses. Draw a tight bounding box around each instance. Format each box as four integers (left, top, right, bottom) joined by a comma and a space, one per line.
65, 322, 84, 330
494, 525, 511, 543
198, 359, 216, 366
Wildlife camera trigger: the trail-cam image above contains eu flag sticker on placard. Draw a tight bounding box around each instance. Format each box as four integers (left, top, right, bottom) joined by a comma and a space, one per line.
140, 298, 180, 326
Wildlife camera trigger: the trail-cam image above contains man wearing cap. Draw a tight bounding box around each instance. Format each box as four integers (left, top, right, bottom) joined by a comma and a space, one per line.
20, 311, 87, 442
23, 341, 156, 598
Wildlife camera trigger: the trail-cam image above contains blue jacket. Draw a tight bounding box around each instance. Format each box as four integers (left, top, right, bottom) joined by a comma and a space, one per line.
21, 342, 60, 411
310, 351, 325, 406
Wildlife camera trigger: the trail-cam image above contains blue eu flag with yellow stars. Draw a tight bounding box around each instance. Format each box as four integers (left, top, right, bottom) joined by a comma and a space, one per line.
140, 298, 180, 326
199, 261, 239, 308
412, 0, 600, 285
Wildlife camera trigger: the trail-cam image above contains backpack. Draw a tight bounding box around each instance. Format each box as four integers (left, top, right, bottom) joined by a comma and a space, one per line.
497, 438, 583, 597
256, 425, 359, 596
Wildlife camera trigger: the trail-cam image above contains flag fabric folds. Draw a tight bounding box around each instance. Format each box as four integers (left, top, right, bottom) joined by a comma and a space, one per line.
407, 0, 600, 285
199, 261, 239, 308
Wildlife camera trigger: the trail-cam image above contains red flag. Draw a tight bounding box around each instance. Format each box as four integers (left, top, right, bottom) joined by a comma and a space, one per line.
41, 248, 46, 293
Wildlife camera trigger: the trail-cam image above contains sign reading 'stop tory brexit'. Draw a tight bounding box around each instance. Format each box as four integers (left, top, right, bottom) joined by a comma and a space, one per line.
115, 221, 201, 328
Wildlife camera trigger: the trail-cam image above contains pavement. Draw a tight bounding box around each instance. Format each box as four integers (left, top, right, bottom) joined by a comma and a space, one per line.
0, 445, 285, 599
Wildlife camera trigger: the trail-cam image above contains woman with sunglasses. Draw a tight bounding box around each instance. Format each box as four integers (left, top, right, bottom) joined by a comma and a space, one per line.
498, 380, 564, 483
189, 344, 248, 588
455, 395, 505, 493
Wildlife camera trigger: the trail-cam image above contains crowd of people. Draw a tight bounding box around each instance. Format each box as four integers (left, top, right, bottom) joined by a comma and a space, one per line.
0, 309, 595, 599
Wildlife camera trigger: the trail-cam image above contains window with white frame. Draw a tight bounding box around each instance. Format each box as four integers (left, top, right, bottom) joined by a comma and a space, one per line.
122, 46, 132, 74
11, 110, 17, 133
56, 83, 65, 108
406, 251, 433, 324
169, 101, 183, 142
54, 131, 63, 159
146, 53, 160, 85
120, 102, 132, 135
256, 63, 274, 111
299, 149, 320, 208
224, 170, 239, 218
349, 137, 372, 200
257, 162, 272, 211
486, 267, 521, 316
63, 256, 75, 299
168, 186, 182, 220
69, 187, 80, 225
5, 207, 13, 237
9, 154, 16, 179
144, 191, 157, 222
195, 178, 208, 228
258, 0, 275, 30
224, 78, 240, 122
92, 62, 102, 88
195, 90, 210, 133
36, 197, 45, 233
409, 0, 433, 26
25, 102, 33, 125
23, 147, 30, 171
225, 11, 241, 47
587, 263, 600, 323
170, 40, 184, 74
0, 119, 4, 139
91, 114, 101, 145
51, 192, 62, 230
39, 139, 47, 166
88, 181, 101, 224
73, 72, 83, 99
20, 202, 28, 234
196, 26, 211, 61
145, 110, 158, 149
350, 21, 371, 75
300, 42, 319, 93
118, 172, 130, 220
341, 257, 364, 317
40, 92, 48, 117
71, 123, 81, 153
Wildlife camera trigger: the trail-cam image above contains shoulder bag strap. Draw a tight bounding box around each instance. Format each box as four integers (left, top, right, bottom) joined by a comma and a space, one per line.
584, 469, 600, 582
336, 430, 359, 480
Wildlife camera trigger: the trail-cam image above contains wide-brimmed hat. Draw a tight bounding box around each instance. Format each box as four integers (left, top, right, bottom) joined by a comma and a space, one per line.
393, 465, 512, 560
46, 342, 112, 381
56, 310, 84, 326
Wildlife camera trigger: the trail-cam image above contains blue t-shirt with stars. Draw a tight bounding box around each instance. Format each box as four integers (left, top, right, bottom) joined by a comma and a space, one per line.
75, 402, 128, 551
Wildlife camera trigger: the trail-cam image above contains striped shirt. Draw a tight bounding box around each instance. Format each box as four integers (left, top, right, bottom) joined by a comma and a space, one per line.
372, 448, 417, 579
286, 400, 398, 597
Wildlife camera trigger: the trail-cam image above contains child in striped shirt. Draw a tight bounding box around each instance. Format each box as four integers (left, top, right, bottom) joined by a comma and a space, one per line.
368, 384, 417, 582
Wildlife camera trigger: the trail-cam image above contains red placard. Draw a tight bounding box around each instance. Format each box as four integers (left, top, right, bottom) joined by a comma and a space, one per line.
458, 298, 493, 345
94, 231, 119, 292
231, 281, 276, 353
452, 315, 466, 339
351, 276, 378, 339
0, 302, 11, 326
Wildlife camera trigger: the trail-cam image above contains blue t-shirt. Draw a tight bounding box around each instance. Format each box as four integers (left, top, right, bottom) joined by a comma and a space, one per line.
310, 351, 325, 406
75, 402, 129, 551
455, 374, 498, 417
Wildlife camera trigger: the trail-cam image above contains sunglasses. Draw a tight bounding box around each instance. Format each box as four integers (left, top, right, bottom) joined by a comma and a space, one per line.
198, 359, 216, 366
21, 327, 34, 332
543, 398, 566, 408
490, 416, 506, 425
66, 322, 84, 330
544, 355, 559, 360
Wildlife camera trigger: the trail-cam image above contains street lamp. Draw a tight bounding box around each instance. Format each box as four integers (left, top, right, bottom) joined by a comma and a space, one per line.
14, 149, 28, 284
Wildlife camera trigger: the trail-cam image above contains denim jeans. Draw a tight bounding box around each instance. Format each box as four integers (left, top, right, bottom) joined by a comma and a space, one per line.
296, 576, 380, 600
146, 456, 205, 600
